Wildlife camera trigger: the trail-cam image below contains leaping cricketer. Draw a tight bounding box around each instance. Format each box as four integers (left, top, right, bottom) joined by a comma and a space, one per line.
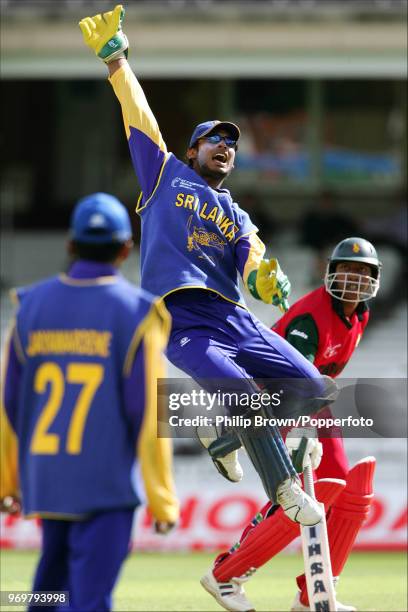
200, 237, 381, 612
79, 5, 337, 529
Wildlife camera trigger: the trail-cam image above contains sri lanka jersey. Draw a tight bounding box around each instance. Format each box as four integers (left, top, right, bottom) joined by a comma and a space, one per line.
1, 262, 179, 521
138, 154, 257, 306
109, 64, 265, 307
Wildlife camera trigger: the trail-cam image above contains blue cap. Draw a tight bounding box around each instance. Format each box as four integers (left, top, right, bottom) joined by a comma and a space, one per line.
70, 193, 132, 244
188, 120, 240, 148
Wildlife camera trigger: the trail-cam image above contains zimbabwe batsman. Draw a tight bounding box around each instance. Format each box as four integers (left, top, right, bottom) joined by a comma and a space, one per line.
0, 194, 179, 612
200, 237, 381, 612
79, 4, 339, 528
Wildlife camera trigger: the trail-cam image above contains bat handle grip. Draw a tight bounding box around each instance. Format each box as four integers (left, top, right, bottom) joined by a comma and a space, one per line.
303, 463, 316, 499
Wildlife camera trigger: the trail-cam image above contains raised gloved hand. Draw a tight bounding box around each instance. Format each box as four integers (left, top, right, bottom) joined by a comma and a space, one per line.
79, 4, 128, 63
286, 427, 323, 472
255, 258, 291, 312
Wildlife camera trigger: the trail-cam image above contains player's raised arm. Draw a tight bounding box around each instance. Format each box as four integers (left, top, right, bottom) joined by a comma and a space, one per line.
79, 5, 168, 202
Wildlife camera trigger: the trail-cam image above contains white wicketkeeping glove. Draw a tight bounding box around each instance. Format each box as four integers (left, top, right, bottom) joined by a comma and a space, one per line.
286, 427, 323, 472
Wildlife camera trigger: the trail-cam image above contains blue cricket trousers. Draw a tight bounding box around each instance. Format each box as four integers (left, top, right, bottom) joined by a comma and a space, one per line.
30, 509, 134, 612
165, 290, 321, 388
167, 290, 330, 504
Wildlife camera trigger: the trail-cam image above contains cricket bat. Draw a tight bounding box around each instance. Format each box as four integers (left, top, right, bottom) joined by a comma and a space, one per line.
301, 463, 337, 612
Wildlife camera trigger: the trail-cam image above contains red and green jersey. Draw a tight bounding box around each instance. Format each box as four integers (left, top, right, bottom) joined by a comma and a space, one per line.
273, 286, 369, 377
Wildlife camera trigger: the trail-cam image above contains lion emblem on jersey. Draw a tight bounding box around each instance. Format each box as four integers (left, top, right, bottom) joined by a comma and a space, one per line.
186, 215, 226, 264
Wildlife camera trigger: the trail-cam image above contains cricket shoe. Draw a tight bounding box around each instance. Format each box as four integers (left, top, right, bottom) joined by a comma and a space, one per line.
200, 569, 255, 612
197, 433, 243, 483
290, 577, 357, 612
276, 478, 323, 526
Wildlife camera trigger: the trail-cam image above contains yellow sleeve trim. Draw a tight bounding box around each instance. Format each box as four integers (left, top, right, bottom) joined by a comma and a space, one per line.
242, 233, 266, 289
123, 299, 171, 377
135, 153, 169, 214
136, 304, 179, 523
109, 63, 167, 153
0, 326, 19, 499
235, 228, 259, 245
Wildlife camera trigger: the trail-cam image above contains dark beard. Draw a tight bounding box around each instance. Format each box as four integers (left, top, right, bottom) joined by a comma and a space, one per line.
198, 161, 232, 182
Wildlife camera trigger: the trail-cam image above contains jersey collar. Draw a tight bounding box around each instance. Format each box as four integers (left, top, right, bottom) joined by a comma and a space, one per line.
331, 295, 369, 328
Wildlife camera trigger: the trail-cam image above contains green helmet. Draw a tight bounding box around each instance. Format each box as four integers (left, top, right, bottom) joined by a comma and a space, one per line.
328, 237, 381, 277
325, 237, 381, 302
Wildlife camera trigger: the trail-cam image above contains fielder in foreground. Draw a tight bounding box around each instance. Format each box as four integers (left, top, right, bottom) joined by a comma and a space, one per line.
0, 193, 179, 612
201, 237, 381, 612
79, 4, 337, 529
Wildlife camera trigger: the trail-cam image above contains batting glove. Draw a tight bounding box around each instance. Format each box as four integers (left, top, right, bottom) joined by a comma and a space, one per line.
255, 258, 291, 312
79, 4, 128, 63
286, 427, 323, 472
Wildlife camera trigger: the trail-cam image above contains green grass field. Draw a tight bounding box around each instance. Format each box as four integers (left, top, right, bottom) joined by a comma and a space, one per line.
0, 550, 406, 611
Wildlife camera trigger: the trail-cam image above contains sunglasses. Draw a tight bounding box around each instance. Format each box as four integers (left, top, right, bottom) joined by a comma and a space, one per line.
203, 133, 237, 147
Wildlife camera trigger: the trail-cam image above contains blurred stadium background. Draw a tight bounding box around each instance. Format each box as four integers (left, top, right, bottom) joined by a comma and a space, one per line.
1, 0, 406, 564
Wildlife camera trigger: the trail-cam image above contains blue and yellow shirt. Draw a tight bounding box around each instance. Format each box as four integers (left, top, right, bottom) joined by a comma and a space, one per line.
110, 64, 265, 307
1, 261, 179, 522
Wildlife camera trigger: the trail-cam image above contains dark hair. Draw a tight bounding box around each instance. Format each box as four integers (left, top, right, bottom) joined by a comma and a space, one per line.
71, 241, 125, 263
185, 152, 196, 168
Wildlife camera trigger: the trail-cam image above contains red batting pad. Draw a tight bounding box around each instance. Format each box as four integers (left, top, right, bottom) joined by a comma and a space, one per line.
298, 456, 376, 605
314, 478, 347, 511
214, 478, 345, 582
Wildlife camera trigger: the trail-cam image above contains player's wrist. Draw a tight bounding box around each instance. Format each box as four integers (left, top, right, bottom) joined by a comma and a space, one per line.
98, 33, 129, 63
107, 57, 127, 77
247, 270, 262, 300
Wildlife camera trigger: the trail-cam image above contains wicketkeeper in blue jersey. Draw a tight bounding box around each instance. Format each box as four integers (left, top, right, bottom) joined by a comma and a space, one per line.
78, 5, 337, 530
0, 193, 179, 612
